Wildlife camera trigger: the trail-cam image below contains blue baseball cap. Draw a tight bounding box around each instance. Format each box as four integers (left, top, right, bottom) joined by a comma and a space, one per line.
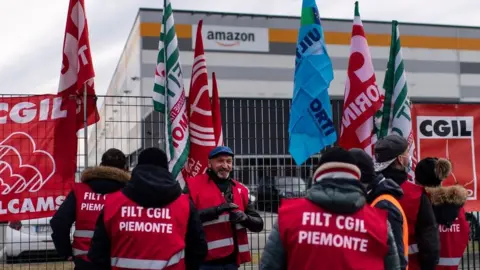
208, 146, 234, 159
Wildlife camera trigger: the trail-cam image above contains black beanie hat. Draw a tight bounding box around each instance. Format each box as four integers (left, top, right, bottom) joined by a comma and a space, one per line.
101, 148, 127, 170
138, 147, 169, 169
318, 146, 357, 167
349, 148, 375, 184
415, 157, 452, 187
313, 146, 361, 182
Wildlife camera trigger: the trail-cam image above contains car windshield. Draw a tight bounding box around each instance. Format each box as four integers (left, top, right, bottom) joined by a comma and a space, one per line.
275, 177, 306, 193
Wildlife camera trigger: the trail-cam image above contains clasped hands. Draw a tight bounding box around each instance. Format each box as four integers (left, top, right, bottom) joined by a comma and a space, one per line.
216, 203, 248, 224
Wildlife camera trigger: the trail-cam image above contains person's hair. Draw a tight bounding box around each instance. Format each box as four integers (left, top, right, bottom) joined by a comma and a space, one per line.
138, 147, 168, 169
100, 148, 128, 170
390, 155, 404, 170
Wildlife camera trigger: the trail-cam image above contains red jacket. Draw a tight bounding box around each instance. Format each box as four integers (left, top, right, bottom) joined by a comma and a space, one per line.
103, 191, 190, 270
72, 183, 106, 260
399, 181, 424, 270
278, 198, 389, 270
436, 207, 469, 269
185, 174, 251, 265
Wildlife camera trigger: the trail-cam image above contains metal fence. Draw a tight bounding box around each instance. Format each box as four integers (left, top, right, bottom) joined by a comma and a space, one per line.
0, 94, 479, 269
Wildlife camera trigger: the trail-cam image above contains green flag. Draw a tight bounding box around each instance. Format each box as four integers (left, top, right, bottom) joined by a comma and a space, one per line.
376, 20, 412, 138
152, 0, 189, 184
374, 20, 416, 178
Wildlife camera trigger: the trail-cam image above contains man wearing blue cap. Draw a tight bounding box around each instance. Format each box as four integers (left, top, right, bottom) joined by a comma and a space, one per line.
184, 146, 263, 270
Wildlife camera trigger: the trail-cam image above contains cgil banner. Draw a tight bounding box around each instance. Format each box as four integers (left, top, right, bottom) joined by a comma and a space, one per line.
339, 1, 383, 155
412, 104, 480, 211
187, 19, 216, 177
0, 95, 78, 221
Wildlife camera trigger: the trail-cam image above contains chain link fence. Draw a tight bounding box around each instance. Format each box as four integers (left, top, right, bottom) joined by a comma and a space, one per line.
0, 95, 478, 269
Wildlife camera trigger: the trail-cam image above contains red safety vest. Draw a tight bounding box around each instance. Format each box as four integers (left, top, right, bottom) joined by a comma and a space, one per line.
398, 181, 424, 270
72, 183, 107, 260
278, 198, 388, 270
185, 174, 251, 265
103, 191, 190, 270
436, 207, 469, 269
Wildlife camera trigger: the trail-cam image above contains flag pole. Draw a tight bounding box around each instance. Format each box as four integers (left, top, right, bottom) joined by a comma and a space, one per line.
83, 83, 88, 168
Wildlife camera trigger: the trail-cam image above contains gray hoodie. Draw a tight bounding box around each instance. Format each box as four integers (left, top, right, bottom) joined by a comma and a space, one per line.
260, 177, 401, 270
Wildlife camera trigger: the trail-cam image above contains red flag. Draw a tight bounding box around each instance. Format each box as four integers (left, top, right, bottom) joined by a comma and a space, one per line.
58, 0, 99, 130
0, 95, 78, 221
186, 20, 216, 177
211, 72, 224, 147
339, 2, 383, 155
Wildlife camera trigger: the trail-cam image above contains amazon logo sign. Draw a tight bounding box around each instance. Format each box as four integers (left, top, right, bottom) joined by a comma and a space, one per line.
192, 24, 269, 52
206, 30, 255, 47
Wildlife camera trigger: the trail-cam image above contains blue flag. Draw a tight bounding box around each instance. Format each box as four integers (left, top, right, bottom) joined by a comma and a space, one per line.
288, 0, 336, 165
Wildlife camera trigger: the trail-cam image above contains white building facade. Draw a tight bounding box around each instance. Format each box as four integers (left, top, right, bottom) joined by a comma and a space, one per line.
87, 8, 480, 181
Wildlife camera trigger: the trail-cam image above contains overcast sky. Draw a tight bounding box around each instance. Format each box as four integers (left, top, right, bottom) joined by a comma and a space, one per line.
1, 0, 479, 98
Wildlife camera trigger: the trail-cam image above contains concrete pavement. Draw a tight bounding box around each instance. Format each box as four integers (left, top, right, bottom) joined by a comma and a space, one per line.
241, 211, 278, 269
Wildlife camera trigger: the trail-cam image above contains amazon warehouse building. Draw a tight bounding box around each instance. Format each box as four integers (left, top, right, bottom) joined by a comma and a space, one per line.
87, 8, 480, 187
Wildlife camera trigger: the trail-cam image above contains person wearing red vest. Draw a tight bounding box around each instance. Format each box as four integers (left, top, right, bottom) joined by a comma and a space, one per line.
350, 148, 408, 270
184, 146, 264, 270
50, 148, 130, 270
415, 157, 469, 269
374, 135, 440, 270
260, 147, 401, 270
88, 147, 208, 270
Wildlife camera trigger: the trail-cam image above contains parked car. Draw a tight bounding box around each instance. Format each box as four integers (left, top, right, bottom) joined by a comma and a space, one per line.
0, 217, 72, 263
256, 176, 307, 212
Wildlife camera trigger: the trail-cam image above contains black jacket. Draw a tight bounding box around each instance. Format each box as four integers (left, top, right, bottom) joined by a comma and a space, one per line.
382, 168, 440, 270
50, 166, 130, 269
366, 174, 407, 270
87, 165, 207, 270
426, 184, 469, 261
425, 185, 468, 227
260, 177, 401, 270
183, 170, 264, 265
